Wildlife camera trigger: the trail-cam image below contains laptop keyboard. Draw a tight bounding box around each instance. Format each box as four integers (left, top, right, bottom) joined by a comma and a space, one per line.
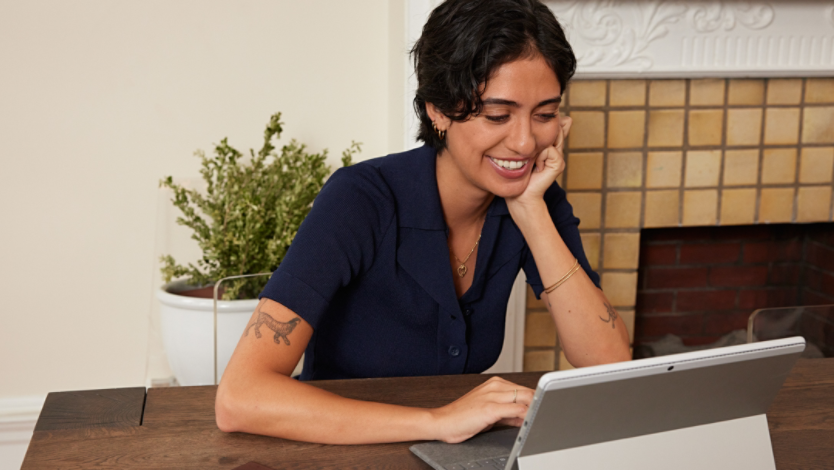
444, 456, 508, 469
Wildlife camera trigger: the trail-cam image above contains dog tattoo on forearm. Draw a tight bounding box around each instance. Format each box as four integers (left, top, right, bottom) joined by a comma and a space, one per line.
245, 308, 301, 345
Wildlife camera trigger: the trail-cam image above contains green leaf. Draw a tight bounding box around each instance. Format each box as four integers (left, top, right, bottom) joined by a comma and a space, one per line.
159, 112, 361, 299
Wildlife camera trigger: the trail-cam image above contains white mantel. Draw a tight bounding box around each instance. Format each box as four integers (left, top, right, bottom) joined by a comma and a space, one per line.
549, 0, 834, 79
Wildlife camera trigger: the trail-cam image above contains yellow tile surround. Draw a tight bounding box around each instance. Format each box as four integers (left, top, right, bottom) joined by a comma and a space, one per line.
761, 148, 797, 184
608, 110, 646, 148
607, 151, 643, 188
690, 79, 725, 106
685, 150, 722, 187
610, 80, 646, 107
603, 232, 641, 269
525, 311, 557, 347
648, 109, 684, 147
767, 79, 802, 105
688, 109, 724, 147
800, 147, 834, 184
728, 79, 765, 106
720, 188, 757, 225
727, 108, 763, 146
764, 108, 801, 145
649, 80, 685, 107
723, 149, 759, 186
525, 77, 834, 372
566, 152, 603, 189
683, 189, 718, 226
646, 151, 683, 188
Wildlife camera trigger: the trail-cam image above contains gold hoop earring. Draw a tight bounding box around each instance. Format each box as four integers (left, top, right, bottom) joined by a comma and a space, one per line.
432, 122, 446, 140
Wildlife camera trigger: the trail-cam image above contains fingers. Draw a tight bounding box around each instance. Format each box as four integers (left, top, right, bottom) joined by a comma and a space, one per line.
480, 376, 534, 393
479, 377, 535, 405
497, 417, 525, 427
537, 145, 564, 175
538, 115, 569, 178
485, 389, 534, 407
560, 115, 573, 137
489, 402, 529, 423
535, 146, 549, 173
513, 388, 534, 406
553, 115, 572, 153
436, 379, 534, 442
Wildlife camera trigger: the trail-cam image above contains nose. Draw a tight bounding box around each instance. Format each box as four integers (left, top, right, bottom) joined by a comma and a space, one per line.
505, 117, 536, 157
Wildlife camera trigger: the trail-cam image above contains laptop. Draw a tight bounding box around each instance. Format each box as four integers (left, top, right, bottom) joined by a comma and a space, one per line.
410, 336, 805, 470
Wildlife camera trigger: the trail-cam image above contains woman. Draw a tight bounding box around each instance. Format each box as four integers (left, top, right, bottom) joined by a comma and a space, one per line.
216, 0, 630, 445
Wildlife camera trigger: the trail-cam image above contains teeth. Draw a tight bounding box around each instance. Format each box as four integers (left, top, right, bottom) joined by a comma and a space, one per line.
491, 158, 526, 170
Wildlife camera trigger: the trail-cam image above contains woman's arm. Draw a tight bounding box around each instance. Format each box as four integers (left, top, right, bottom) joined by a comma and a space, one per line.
506, 117, 631, 368
216, 298, 534, 444
511, 203, 631, 367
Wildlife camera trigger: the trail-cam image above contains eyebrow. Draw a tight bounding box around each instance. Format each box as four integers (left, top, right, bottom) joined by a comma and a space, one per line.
482, 97, 562, 108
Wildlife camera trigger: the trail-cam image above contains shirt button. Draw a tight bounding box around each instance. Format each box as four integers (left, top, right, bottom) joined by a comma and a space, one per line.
464, 308, 474, 316
448, 346, 460, 357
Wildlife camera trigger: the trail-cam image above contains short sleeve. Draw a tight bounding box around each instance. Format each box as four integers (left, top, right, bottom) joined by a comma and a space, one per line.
522, 182, 601, 299
259, 165, 394, 330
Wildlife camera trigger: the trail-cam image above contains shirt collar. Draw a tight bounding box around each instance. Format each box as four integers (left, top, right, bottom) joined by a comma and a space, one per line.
380, 145, 510, 230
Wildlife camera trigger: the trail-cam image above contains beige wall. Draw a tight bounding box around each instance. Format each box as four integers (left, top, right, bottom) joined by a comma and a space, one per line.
0, 0, 402, 397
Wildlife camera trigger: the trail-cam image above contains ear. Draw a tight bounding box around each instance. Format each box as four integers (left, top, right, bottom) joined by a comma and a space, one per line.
425, 102, 452, 132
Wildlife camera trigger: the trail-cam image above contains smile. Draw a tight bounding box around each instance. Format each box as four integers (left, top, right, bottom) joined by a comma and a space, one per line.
489, 157, 528, 170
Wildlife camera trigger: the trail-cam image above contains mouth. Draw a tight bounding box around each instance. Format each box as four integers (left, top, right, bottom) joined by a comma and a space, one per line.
488, 156, 530, 179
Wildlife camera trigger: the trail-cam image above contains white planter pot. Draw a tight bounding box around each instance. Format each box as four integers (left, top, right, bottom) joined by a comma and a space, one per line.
156, 280, 258, 386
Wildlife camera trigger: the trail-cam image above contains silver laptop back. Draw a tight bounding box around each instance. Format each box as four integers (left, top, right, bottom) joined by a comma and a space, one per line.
507, 337, 805, 470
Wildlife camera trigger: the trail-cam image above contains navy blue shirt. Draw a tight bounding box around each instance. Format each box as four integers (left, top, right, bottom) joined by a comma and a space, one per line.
260, 145, 599, 381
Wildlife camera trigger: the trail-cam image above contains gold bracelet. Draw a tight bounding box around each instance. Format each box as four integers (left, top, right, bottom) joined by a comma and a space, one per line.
544, 259, 580, 294
547, 258, 577, 290
545, 263, 581, 294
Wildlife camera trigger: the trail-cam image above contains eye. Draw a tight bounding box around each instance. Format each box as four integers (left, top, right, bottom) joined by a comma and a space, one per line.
485, 115, 509, 123
536, 113, 558, 121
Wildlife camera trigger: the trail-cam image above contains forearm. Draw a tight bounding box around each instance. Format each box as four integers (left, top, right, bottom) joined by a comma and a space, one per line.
216, 368, 435, 444
510, 201, 630, 367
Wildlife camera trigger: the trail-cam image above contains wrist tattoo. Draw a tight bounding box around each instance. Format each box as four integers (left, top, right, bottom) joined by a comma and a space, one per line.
245, 306, 301, 345
599, 302, 618, 329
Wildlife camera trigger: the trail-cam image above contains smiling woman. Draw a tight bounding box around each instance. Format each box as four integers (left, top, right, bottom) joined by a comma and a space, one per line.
429, 57, 566, 200
215, 0, 631, 446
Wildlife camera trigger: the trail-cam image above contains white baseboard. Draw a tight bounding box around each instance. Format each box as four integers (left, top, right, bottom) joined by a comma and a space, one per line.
0, 395, 44, 439
0, 395, 45, 470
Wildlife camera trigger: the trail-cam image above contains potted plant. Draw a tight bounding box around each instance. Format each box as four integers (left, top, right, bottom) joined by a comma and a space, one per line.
156, 112, 359, 386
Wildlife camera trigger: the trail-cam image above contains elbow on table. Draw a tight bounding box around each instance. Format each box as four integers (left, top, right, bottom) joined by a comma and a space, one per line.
608, 346, 633, 364
596, 338, 632, 365
565, 342, 632, 368
215, 385, 243, 433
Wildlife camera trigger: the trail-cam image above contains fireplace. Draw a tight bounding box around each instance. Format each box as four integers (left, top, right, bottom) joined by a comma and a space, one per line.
633, 223, 834, 357
522, 76, 834, 371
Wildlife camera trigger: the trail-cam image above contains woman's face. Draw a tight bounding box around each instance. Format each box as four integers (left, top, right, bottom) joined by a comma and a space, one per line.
434, 54, 563, 199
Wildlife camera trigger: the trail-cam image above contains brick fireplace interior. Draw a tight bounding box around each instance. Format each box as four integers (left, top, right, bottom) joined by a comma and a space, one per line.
522, 77, 834, 372
634, 223, 834, 358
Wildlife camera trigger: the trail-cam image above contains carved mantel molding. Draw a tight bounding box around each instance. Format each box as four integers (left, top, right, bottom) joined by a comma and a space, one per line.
545, 0, 834, 78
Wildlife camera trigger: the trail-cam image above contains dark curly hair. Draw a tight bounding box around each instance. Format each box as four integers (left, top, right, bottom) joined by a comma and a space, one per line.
411, 0, 576, 152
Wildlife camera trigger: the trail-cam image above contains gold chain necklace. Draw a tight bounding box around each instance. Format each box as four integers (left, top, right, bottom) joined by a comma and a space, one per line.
453, 232, 482, 278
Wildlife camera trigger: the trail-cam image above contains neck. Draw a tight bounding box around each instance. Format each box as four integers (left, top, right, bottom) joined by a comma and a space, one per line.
435, 149, 494, 230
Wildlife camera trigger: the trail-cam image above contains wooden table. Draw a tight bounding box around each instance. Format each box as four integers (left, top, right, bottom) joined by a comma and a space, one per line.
22, 359, 834, 469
